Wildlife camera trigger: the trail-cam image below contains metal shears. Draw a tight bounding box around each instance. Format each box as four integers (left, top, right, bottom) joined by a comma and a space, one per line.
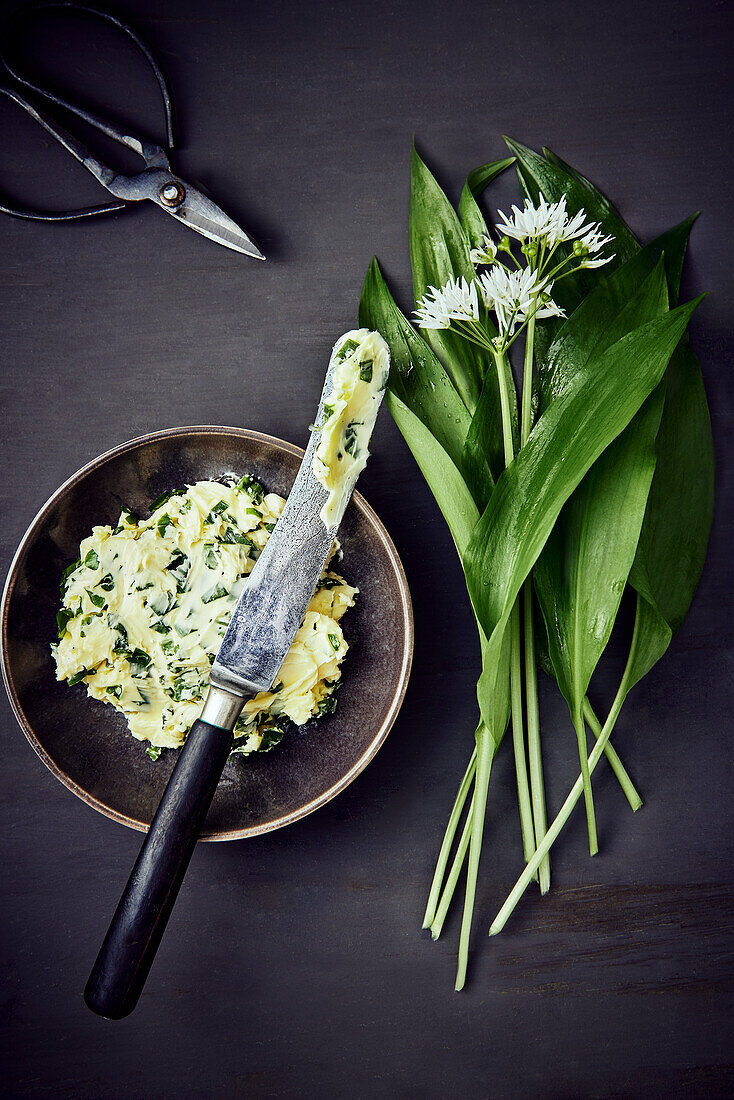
0, 1, 264, 258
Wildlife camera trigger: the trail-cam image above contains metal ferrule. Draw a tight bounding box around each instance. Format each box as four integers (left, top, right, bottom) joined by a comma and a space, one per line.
199, 683, 247, 732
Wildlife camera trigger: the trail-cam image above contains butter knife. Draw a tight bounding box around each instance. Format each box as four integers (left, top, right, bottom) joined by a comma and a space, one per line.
84, 331, 388, 1018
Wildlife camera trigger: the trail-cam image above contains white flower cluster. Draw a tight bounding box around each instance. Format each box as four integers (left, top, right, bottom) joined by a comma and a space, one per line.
414, 196, 614, 349
496, 194, 613, 266
415, 267, 564, 343
413, 275, 478, 330
477, 267, 565, 340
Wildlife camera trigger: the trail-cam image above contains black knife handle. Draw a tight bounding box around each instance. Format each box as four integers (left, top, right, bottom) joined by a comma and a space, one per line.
84, 718, 234, 1019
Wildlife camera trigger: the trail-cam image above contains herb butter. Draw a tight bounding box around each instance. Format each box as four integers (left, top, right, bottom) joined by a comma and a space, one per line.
313, 329, 390, 527
51, 476, 356, 759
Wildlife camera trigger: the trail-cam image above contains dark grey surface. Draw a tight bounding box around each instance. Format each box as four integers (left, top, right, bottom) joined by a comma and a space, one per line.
1, 0, 732, 1096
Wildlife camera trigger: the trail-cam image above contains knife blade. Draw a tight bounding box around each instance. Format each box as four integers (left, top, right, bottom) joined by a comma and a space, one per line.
210, 375, 340, 700
84, 330, 389, 1019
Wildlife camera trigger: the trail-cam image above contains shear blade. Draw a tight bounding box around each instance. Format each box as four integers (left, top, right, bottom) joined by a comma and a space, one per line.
168, 185, 264, 259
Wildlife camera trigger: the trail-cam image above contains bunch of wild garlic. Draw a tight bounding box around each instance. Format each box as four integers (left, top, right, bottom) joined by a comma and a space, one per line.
359, 139, 712, 989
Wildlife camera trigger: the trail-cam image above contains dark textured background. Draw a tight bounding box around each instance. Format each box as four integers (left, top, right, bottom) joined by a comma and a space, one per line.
1, 0, 732, 1096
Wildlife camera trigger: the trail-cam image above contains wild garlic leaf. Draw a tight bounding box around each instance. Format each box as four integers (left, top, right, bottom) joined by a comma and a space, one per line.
535, 390, 663, 722
504, 137, 638, 358
409, 144, 491, 412
387, 390, 511, 750
505, 137, 638, 270
358, 258, 475, 484
624, 341, 714, 688
465, 298, 700, 718
532, 259, 670, 731
537, 221, 696, 410
457, 157, 515, 251
386, 391, 479, 558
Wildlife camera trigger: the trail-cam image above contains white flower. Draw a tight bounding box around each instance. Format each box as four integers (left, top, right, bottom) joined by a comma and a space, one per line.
469, 235, 498, 267
496, 195, 567, 245
477, 265, 538, 339
477, 265, 565, 341
495, 194, 615, 261
575, 225, 615, 267
414, 275, 479, 330
533, 288, 566, 320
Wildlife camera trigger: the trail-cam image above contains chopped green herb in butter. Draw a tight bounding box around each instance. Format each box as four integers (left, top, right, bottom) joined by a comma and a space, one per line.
51, 477, 357, 758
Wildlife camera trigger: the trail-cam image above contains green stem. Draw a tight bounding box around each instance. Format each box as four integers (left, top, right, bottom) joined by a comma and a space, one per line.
574, 707, 598, 855
583, 698, 642, 812
524, 582, 549, 892
493, 346, 536, 872
456, 726, 494, 990
489, 607, 641, 936
510, 602, 535, 867
493, 349, 516, 469
521, 313, 535, 444
430, 790, 474, 940
423, 747, 477, 929
519, 313, 550, 893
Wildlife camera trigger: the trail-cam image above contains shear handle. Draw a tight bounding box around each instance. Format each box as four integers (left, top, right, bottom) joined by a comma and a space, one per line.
1, 1, 175, 155
0, 83, 126, 219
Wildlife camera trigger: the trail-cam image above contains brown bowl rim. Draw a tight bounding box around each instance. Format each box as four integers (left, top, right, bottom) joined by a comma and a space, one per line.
0, 425, 414, 841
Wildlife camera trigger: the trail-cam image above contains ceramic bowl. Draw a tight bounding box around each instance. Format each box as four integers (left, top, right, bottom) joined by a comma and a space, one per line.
1, 426, 413, 840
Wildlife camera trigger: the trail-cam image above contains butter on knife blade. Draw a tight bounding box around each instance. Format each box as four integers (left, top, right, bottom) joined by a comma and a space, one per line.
312, 329, 390, 528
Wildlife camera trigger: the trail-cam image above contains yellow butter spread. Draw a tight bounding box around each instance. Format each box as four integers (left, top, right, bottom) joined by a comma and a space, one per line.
313, 329, 390, 528
51, 476, 356, 759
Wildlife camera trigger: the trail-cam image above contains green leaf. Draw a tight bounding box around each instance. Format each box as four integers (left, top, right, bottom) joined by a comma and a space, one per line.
386, 390, 511, 747
316, 692, 338, 717
624, 341, 714, 688
85, 588, 106, 609
126, 648, 152, 675
409, 144, 490, 410
68, 666, 94, 686
533, 257, 671, 724
258, 722, 288, 752
535, 389, 664, 720
539, 151, 697, 305
506, 137, 638, 267
157, 513, 174, 537
59, 558, 80, 596
538, 228, 694, 412
236, 474, 264, 504
83, 549, 99, 571
503, 137, 639, 355
202, 583, 229, 604
150, 489, 184, 512
167, 550, 190, 593
457, 157, 515, 250
465, 298, 701, 708
220, 526, 249, 546
56, 606, 75, 638
358, 258, 482, 493
385, 391, 479, 558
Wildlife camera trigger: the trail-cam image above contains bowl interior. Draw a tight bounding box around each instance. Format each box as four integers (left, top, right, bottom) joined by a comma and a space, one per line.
1, 427, 412, 839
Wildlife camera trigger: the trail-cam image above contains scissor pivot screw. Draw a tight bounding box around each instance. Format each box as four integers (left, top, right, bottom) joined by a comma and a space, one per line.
159, 181, 185, 207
